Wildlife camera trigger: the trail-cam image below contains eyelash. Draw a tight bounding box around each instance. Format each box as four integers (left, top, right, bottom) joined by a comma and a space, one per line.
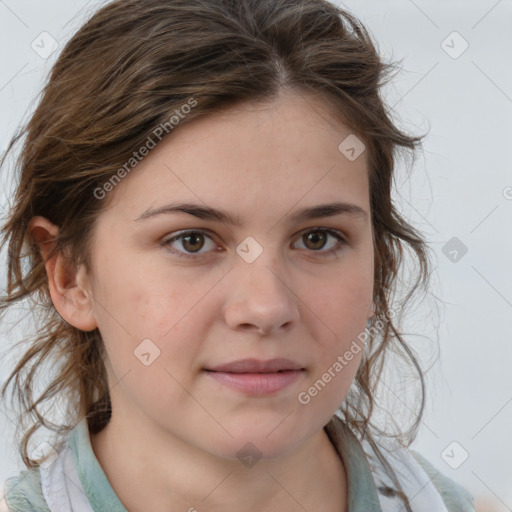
161, 228, 347, 260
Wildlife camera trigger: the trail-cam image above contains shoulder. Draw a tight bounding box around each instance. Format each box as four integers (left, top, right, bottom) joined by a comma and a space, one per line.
359, 431, 475, 512
410, 450, 476, 512
0, 468, 50, 512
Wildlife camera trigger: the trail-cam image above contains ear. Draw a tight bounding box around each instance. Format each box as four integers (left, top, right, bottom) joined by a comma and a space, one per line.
28, 216, 98, 332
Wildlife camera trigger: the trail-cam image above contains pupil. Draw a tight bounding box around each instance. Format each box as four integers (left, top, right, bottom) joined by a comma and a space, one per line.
184, 233, 203, 252
306, 232, 325, 250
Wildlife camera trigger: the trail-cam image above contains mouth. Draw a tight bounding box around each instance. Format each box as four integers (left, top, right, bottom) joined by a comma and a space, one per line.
203, 358, 305, 395
204, 357, 305, 374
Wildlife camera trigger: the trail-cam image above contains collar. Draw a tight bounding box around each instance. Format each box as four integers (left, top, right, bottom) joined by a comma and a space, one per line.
69, 419, 127, 511
324, 415, 383, 511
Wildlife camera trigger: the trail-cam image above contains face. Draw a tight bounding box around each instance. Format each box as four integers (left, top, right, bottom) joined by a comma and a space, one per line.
83, 89, 374, 460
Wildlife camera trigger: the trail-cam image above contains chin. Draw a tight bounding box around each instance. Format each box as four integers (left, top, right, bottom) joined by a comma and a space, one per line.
208, 423, 307, 462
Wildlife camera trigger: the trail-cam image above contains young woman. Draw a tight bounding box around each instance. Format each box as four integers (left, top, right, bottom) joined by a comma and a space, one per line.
0, 0, 474, 511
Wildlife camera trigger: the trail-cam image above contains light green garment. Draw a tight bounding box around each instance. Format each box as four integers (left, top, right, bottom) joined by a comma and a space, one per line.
4, 415, 475, 511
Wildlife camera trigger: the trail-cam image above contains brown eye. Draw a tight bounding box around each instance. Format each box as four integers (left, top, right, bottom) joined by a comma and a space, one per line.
293, 229, 346, 255
303, 231, 328, 250
162, 230, 217, 259
181, 232, 205, 253
162, 228, 347, 261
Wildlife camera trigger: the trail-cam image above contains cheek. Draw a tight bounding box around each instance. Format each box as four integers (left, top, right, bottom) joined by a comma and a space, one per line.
91, 248, 178, 331
314, 265, 373, 330
303, 259, 373, 386
91, 262, 215, 381
309, 281, 369, 407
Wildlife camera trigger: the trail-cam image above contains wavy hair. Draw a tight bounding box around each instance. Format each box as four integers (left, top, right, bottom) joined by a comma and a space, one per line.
0, 1, 431, 509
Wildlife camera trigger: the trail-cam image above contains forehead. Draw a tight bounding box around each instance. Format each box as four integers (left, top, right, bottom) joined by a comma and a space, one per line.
103, 89, 370, 222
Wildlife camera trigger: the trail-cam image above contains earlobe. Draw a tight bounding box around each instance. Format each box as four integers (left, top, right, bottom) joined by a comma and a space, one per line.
28, 216, 98, 332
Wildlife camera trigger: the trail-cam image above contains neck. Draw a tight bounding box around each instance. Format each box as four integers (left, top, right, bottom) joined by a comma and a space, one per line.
90, 412, 348, 512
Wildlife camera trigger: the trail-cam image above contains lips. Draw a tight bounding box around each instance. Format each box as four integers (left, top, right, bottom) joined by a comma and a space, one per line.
204, 358, 304, 373
204, 358, 305, 395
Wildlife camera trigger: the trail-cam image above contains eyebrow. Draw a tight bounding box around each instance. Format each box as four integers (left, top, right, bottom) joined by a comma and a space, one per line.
134, 201, 368, 225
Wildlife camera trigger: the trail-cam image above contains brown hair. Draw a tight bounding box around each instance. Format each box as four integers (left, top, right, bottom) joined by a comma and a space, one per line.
0, 1, 431, 509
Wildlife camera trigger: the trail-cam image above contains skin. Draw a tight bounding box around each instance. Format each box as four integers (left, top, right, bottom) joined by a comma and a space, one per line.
29, 88, 375, 512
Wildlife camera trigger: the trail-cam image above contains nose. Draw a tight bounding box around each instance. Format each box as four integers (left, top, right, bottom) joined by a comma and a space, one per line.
222, 253, 300, 336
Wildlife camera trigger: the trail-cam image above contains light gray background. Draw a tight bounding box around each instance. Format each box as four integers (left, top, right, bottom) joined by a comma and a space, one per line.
1, 1, 511, 510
